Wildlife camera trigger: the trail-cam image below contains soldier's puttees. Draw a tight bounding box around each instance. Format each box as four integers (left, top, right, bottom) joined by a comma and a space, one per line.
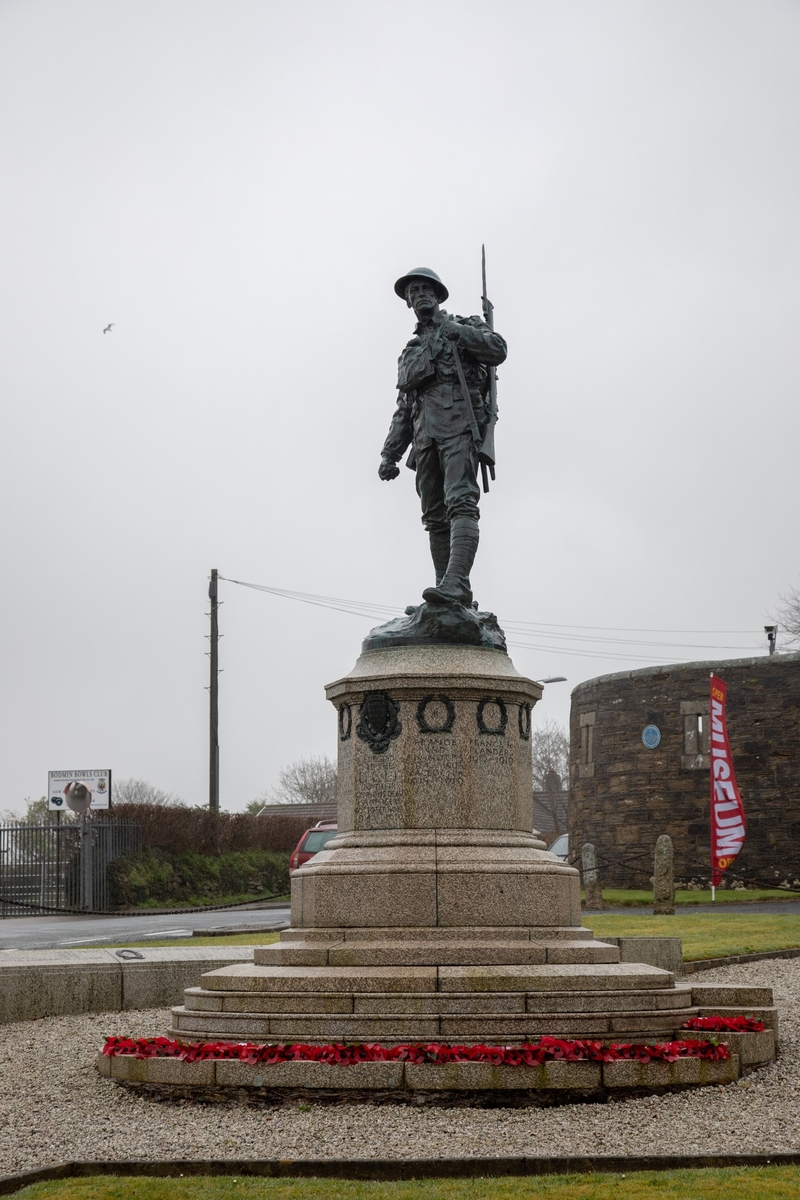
379, 267, 507, 609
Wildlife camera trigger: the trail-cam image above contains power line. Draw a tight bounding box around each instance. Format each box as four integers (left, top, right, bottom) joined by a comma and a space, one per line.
505, 619, 760, 635
506, 640, 679, 664
219, 575, 764, 666
219, 577, 399, 620
504, 625, 759, 652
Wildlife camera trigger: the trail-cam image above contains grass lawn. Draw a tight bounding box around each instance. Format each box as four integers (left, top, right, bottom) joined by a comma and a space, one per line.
15, 1167, 800, 1200
584, 910, 800, 960
588, 888, 800, 907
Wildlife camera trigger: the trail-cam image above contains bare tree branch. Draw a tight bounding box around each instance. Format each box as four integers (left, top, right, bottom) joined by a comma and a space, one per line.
771, 586, 800, 651
112, 778, 183, 807
532, 716, 569, 836
259, 755, 337, 806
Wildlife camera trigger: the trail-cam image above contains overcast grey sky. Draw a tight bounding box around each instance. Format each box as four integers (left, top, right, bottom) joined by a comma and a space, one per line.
2, 0, 798, 812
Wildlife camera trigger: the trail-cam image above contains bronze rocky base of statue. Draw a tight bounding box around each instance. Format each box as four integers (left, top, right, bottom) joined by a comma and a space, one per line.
362, 600, 506, 653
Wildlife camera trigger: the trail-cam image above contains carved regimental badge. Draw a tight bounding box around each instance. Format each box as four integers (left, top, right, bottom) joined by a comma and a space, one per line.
416, 694, 456, 734
518, 702, 531, 740
477, 697, 508, 736
356, 691, 401, 754
338, 704, 352, 741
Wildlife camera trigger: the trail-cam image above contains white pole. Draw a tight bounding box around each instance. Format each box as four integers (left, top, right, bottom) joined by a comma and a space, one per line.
711, 885, 715, 903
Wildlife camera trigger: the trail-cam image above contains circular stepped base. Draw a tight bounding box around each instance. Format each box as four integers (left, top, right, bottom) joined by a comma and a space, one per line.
168, 928, 699, 1045
98, 644, 779, 1100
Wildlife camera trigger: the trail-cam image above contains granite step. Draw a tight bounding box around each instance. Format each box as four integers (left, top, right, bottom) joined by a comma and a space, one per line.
354, 987, 693, 1015
183, 984, 694, 1016
183, 987, 355, 1014
438, 963, 675, 992
257, 940, 620, 968
200, 961, 675, 995
689, 985, 774, 1007
279, 925, 592, 944
199, 963, 439, 993
694, 1006, 779, 1043
169, 1004, 698, 1042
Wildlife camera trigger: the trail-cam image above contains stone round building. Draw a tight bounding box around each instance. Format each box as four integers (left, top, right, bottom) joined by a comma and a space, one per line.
569, 653, 800, 889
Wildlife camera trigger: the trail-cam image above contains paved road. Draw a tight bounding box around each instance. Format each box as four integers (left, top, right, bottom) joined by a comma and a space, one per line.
585, 901, 800, 916
0, 904, 291, 951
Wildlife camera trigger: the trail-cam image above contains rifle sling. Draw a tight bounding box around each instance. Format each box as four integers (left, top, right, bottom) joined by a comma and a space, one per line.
450, 341, 482, 445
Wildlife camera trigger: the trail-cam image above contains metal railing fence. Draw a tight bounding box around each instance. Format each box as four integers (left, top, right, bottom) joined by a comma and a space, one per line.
0, 821, 141, 916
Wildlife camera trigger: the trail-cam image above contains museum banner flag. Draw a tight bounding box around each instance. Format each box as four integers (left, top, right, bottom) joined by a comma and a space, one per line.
709, 674, 746, 886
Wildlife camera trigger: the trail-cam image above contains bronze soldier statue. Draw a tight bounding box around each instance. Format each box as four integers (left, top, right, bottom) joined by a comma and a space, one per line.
379, 267, 507, 608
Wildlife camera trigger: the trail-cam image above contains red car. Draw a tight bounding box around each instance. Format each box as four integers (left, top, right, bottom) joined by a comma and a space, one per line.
289, 821, 338, 875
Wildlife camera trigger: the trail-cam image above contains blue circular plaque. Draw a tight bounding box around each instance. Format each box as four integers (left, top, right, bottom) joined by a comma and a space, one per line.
642, 724, 661, 749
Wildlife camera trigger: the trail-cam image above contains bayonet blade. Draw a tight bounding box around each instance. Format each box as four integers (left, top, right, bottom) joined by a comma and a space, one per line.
481, 243, 493, 328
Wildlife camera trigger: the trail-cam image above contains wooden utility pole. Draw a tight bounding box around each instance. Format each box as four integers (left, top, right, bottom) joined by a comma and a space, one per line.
208, 568, 220, 813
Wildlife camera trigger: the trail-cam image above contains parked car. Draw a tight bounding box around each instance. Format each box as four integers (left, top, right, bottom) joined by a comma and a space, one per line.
547, 832, 568, 862
289, 821, 338, 875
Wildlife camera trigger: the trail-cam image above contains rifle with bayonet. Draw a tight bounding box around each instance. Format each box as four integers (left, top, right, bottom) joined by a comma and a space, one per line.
478, 244, 498, 494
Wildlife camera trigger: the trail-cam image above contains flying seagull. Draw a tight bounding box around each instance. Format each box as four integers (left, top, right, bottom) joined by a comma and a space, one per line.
103, 323, 114, 334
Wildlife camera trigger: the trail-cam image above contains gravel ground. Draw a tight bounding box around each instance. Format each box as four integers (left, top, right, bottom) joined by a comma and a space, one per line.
1, 959, 799, 1174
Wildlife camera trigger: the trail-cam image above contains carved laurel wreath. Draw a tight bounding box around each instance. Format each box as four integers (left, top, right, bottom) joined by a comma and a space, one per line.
476, 696, 508, 736
416, 694, 456, 734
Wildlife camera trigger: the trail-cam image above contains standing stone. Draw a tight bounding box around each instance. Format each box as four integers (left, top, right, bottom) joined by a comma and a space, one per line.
653, 834, 675, 915
581, 842, 604, 910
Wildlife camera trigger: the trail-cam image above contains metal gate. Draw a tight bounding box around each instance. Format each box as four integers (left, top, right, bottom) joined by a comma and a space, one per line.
0, 821, 142, 915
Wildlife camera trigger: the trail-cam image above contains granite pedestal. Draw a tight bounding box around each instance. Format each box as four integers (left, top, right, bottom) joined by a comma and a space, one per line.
169, 647, 700, 1044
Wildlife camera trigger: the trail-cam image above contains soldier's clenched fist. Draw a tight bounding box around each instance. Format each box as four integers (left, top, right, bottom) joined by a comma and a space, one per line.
378, 457, 400, 481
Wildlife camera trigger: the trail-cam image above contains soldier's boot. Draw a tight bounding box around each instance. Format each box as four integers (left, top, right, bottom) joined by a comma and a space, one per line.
422, 517, 479, 607
429, 530, 451, 586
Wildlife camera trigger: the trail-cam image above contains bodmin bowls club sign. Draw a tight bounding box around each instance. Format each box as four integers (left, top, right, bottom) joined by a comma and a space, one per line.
48, 769, 111, 812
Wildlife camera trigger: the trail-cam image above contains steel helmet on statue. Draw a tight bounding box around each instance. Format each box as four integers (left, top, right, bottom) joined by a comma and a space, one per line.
394, 268, 449, 303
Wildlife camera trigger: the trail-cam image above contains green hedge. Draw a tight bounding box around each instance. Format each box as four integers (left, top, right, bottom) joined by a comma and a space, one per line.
107, 848, 289, 909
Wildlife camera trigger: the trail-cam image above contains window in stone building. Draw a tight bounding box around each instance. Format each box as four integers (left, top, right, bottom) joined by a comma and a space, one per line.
681, 699, 710, 769
579, 711, 595, 779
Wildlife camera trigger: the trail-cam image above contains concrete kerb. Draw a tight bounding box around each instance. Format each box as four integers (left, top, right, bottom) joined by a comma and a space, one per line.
573, 936, 800, 977
3, 1154, 800, 1194
0, 947, 254, 1024
193, 922, 289, 937
684, 946, 800, 973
